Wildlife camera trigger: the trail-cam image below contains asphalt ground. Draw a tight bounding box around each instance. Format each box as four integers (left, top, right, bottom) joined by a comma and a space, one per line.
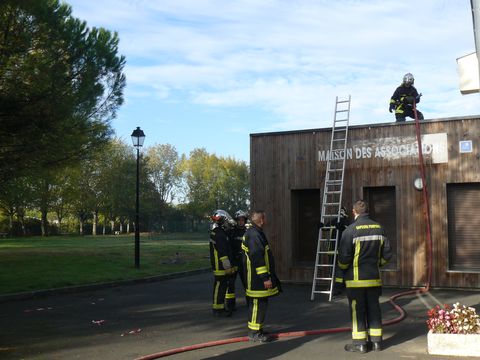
1, 272, 479, 360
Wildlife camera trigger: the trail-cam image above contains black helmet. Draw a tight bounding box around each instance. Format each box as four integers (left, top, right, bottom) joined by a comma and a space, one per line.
211, 209, 233, 224
234, 210, 248, 220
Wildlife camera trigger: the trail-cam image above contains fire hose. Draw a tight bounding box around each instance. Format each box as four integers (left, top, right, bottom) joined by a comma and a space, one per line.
136, 105, 433, 360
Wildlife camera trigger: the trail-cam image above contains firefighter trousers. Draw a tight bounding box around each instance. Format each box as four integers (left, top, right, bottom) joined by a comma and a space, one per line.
346, 286, 383, 345
212, 275, 229, 311
247, 297, 268, 332
225, 273, 236, 310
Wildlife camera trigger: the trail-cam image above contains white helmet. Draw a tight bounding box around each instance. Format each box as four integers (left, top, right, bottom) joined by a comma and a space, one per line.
403, 73, 414, 86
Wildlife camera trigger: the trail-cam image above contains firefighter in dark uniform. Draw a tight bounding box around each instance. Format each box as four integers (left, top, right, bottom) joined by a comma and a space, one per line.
389, 73, 424, 122
338, 200, 392, 353
242, 210, 281, 343
225, 210, 248, 311
318, 206, 350, 296
331, 207, 350, 295
209, 209, 236, 317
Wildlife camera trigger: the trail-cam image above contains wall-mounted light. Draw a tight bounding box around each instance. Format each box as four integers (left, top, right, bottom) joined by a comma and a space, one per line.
414, 177, 423, 191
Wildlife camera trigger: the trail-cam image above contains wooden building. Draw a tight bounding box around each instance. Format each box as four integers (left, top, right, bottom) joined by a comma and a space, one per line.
250, 115, 480, 289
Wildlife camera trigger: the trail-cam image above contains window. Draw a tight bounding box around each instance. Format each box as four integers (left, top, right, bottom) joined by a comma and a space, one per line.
447, 183, 480, 271
291, 189, 320, 264
363, 186, 397, 270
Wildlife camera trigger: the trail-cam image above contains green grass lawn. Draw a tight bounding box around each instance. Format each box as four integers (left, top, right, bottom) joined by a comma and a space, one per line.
0, 233, 210, 295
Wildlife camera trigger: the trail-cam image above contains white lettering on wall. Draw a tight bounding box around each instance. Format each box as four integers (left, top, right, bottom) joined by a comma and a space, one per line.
317, 133, 448, 164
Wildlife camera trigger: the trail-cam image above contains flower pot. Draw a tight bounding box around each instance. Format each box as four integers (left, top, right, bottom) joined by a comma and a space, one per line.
427, 330, 480, 357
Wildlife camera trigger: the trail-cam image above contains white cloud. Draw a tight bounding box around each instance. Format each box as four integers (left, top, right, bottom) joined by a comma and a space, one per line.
68, 0, 480, 140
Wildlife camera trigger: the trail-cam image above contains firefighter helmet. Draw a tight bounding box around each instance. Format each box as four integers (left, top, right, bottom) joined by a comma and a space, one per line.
403, 73, 414, 86
234, 210, 248, 220
211, 209, 232, 224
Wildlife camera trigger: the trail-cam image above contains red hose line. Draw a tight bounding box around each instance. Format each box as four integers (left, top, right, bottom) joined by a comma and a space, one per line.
413, 101, 433, 291
136, 107, 435, 360
135, 291, 413, 360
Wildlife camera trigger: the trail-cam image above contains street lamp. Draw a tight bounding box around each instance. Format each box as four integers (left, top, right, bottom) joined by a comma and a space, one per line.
131, 127, 145, 268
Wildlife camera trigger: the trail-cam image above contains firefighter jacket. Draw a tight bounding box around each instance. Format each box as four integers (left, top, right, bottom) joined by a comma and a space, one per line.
209, 226, 233, 276
242, 224, 280, 298
337, 214, 392, 288
390, 84, 421, 115
230, 226, 245, 266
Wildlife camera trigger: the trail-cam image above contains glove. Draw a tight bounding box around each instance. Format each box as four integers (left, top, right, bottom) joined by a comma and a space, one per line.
416, 93, 422, 100
224, 267, 235, 275
389, 104, 395, 113
221, 258, 232, 269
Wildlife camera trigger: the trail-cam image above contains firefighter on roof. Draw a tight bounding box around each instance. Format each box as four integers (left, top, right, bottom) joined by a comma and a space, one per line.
389, 73, 424, 122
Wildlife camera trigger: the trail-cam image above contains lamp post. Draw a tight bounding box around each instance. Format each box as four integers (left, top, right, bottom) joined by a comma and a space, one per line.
131, 127, 145, 268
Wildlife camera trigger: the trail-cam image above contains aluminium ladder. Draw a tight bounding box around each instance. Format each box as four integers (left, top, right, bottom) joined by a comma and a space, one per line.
310, 95, 351, 301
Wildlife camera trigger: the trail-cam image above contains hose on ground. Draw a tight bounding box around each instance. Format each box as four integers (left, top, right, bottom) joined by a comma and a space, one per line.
136, 106, 434, 360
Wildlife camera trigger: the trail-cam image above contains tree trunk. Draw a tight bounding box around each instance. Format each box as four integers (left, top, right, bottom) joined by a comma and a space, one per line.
103, 216, 107, 235
40, 208, 48, 236
79, 218, 84, 235
8, 213, 13, 234
126, 222, 130, 233
56, 212, 63, 233
119, 222, 123, 233
18, 214, 26, 236
92, 210, 98, 235
110, 220, 115, 234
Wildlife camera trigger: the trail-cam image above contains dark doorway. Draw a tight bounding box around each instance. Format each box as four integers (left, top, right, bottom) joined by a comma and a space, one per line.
447, 183, 480, 271
363, 186, 397, 270
292, 189, 320, 265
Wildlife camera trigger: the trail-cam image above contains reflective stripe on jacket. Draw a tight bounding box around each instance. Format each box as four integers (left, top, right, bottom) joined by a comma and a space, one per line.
242, 224, 279, 298
337, 214, 392, 288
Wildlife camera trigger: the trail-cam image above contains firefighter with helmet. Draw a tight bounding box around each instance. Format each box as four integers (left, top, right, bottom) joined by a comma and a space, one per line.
209, 209, 236, 317
242, 210, 281, 342
225, 210, 248, 311
389, 73, 424, 122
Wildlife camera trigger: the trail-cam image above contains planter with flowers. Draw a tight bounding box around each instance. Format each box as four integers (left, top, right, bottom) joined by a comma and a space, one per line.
426, 302, 480, 357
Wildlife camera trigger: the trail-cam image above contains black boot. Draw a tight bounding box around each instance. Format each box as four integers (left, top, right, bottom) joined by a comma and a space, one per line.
248, 330, 272, 343
212, 309, 232, 317
226, 299, 236, 312
344, 343, 367, 353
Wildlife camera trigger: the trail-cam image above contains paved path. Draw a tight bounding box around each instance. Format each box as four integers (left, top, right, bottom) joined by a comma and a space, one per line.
1, 273, 479, 359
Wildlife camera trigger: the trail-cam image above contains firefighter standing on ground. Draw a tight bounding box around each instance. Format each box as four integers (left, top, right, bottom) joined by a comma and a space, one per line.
242, 210, 281, 342
338, 200, 392, 353
389, 73, 424, 122
225, 210, 248, 311
331, 207, 350, 295
209, 209, 236, 317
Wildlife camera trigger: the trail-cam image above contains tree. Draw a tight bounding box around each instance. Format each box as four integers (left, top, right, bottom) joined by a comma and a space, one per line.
98, 139, 136, 234
181, 148, 250, 220
145, 144, 181, 205
0, 0, 125, 185
0, 176, 33, 235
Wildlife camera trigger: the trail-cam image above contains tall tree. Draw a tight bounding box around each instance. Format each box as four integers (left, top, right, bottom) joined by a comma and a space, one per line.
145, 144, 181, 205
0, 0, 125, 185
182, 148, 250, 220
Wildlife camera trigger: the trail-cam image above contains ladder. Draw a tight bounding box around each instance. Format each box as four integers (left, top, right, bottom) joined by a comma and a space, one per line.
311, 95, 351, 301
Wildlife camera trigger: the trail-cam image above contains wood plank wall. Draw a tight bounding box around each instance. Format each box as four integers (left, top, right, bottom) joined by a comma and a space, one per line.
250, 117, 480, 288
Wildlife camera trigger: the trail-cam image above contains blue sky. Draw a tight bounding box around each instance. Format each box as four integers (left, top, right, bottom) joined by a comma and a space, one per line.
66, 0, 480, 163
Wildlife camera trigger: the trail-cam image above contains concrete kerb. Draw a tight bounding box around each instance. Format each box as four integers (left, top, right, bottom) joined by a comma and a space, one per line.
0, 267, 211, 304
